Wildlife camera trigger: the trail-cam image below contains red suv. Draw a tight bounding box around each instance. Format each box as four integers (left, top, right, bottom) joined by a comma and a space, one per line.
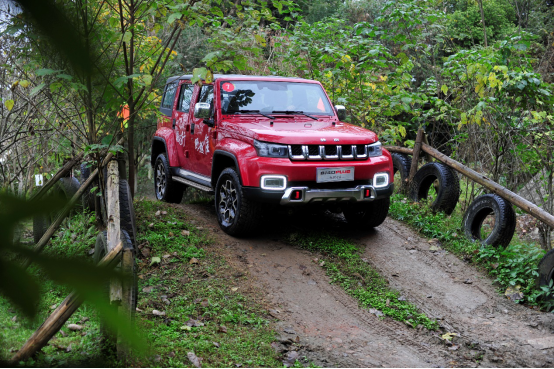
152, 74, 394, 236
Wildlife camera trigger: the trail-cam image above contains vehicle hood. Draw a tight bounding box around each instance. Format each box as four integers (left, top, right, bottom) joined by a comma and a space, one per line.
219, 119, 378, 145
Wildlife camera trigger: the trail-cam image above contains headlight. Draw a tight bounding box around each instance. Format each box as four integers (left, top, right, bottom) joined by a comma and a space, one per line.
367, 141, 382, 157
254, 140, 288, 158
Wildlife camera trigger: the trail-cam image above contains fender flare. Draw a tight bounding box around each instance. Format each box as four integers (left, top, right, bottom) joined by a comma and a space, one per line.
151, 130, 179, 167
212, 150, 243, 185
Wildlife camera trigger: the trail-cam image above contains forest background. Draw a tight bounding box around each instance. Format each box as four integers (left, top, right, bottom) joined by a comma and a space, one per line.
1, 0, 554, 250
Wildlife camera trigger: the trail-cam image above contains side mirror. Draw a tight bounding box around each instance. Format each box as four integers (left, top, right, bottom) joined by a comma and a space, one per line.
194, 102, 211, 119
335, 105, 346, 121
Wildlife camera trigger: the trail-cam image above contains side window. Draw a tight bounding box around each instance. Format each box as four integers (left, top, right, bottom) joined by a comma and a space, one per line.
178, 84, 194, 112
198, 85, 214, 105
161, 83, 177, 109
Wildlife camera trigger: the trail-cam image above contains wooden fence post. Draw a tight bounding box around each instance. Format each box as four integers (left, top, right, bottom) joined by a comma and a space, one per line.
106, 160, 122, 304
408, 127, 425, 184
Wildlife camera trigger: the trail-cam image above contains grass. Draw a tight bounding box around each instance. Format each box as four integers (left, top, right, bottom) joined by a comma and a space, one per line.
284, 230, 439, 330
388, 192, 546, 306
1, 199, 284, 367
132, 200, 282, 367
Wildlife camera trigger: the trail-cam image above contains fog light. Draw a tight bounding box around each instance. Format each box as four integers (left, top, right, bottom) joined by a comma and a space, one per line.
261, 175, 287, 190
373, 172, 389, 188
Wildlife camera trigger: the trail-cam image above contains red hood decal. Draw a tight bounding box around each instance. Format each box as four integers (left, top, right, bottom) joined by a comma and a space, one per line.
219, 119, 377, 145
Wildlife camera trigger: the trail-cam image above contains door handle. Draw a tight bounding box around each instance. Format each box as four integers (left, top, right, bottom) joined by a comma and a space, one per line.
172, 119, 176, 129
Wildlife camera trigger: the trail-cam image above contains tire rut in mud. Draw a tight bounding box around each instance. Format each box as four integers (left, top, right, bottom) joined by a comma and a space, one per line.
174, 201, 554, 367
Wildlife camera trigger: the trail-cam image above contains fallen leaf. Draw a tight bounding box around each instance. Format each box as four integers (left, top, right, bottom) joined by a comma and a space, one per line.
168, 351, 176, 358
187, 352, 202, 368
141, 248, 151, 257
201, 299, 210, 307
155, 210, 161, 216
283, 351, 299, 367
231, 287, 238, 292
182, 230, 190, 236
152, 310, 166, 316
67, 324, 83, 331
59, 330, 66, 337
169, 232, 174, 237
11, 316, 17, 322
186, 319, 204, 327
429, 245, 440, 251
189, 257, 199, 264
163, 254, 171, 259
150, 257, 161, 266
369, 308, 384, 317
505, 286, 524, 301
441, 332, 458, 341
213, 342, 220, 348
181, 325, 192, 331
66, 344, 72, 353
218, 325, 228, 333
161, 211, 167, 215
319, 261, 325, 267
148, 223, 154, 228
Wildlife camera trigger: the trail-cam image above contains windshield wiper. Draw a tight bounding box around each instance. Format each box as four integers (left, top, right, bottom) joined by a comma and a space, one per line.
227, 109, 275, 119
271, 110, 318, 120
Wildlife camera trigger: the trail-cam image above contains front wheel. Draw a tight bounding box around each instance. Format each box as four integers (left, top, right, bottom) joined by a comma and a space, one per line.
343, 197, 390, 228
215, 168, 262, 237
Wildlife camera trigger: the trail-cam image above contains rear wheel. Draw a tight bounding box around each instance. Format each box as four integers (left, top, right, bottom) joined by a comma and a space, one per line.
154, 153, 185, 203
215, 168, 262, 237
343, 197, 390, 228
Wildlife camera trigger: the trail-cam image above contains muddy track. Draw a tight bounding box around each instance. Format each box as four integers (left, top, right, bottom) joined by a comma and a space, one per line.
172, 200, 554, 367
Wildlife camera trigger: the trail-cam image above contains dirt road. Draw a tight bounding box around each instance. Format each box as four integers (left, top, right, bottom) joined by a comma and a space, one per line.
173, 200, 554, 367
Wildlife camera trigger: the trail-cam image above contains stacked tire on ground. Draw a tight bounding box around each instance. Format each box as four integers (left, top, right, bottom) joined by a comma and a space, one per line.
32, 176, 81, 244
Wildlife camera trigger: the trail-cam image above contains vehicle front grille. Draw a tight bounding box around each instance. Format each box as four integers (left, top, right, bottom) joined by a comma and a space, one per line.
288, 144, 369, 161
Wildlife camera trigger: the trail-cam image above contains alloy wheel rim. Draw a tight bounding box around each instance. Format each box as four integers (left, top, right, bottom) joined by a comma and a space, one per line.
218, 179, 237, 226
155, 162, 166, 198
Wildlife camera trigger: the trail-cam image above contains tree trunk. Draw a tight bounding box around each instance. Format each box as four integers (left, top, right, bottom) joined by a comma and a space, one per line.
477, 0, 488, 47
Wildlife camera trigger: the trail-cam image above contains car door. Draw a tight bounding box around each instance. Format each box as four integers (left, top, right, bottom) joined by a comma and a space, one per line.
188, 84, 215, 177
174, 82, 194, 170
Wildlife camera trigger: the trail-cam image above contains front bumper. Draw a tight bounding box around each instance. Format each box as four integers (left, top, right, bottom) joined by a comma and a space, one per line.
242, 183, 394, 205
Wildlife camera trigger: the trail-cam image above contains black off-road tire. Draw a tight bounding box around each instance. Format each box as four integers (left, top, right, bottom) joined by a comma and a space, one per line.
462, 194, 516, 248
409, 162, 460, 215
119, 179, 137, 247
215, 167, 262, 237
80, 163, 96, 211
154, 153, 185, 203
537, 249, 554, 307
343, 197, 390, 228
33, 215, 51, 244
391, 153, 412, 194
33, 177, 81, 242
94, 230, 138, 345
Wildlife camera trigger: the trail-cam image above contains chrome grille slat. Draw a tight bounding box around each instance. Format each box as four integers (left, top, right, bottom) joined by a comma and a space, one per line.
289, 144, 370, 161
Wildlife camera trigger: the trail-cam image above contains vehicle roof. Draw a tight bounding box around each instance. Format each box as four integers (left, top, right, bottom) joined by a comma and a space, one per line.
165, 74, 316, 85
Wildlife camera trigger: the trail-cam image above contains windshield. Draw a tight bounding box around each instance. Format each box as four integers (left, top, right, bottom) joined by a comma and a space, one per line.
220, 81, 334, 116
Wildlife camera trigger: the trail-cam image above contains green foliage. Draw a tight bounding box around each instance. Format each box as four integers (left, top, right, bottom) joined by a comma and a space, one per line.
388, 193, 546, 306
286, 231, 438, 330
448, 0, 517, 46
